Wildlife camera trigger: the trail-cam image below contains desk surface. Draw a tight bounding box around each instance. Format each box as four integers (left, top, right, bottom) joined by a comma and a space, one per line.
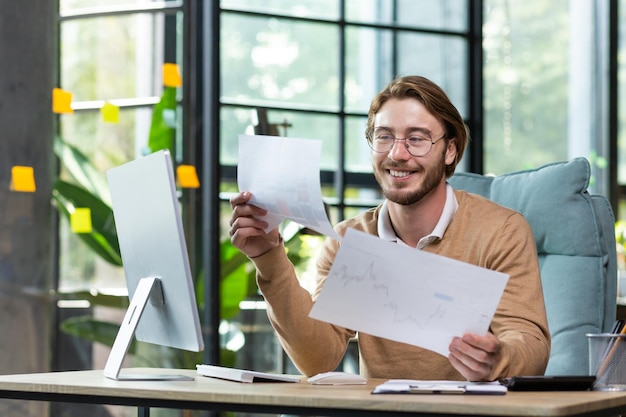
0, 368, 626, 417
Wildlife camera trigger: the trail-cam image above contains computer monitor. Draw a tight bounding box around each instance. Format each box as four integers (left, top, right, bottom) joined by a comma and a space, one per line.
104, 149, 204, 381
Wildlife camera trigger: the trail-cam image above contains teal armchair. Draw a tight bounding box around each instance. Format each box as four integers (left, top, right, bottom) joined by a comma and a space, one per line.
449, 158, 617, 375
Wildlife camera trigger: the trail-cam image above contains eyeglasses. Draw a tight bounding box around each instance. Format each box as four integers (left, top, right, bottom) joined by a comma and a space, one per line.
366, 128, 447, 157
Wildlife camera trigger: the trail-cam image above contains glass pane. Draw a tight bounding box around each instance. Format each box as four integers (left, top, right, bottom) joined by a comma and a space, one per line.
344, 28, 395, 114
484, 0, 570, 174
344, 205, 379, 220
61, 13, 165, 101
58, 107, 154, 290
344, 28, 467, 117
345, 185, 383, 209
220, 107, 340, 170
59, 217, 125, 291
345, 0, 467, 31
345, 115, 372, 173
219, 200, 234, 241
619, 0, 626, 185
221, 0, 340, 20
221, 13, 340, 110
59, 108, 153, 171
397, 33, 468, 118
397, 0, 467, 30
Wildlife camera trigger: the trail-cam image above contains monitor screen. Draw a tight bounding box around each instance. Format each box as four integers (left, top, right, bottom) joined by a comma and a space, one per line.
104, 150, 204, 380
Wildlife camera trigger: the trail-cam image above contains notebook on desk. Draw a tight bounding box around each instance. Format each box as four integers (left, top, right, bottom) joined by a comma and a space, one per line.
196, 364, 300, 383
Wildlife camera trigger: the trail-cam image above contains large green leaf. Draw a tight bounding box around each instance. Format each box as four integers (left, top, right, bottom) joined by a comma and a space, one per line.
52, 179, 122, 266
220, 263, 251, 320
60, 316, 136, 354
219, 239, 257, 319
53, 136, 112, 205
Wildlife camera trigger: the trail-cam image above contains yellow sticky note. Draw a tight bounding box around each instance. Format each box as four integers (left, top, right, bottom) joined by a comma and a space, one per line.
101, 101, 120, 123
10, 166, 36, 192
71, 208, 92, 234
163, 63, 182, 87
177, 165, 200, 188
52, 88, 74, 114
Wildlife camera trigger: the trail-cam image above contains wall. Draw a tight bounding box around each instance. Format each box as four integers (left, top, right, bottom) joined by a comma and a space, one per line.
0, 2, 58, 416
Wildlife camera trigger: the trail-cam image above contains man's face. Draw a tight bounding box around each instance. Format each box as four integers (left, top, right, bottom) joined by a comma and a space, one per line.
371, 97, 456, 206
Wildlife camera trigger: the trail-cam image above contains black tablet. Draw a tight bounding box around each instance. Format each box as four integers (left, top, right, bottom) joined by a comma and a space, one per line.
500, 375, 596, 391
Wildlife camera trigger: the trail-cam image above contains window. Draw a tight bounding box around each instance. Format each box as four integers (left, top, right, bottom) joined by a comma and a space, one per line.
618, 0, 626, 219
216, 0, 473, 372
58, 1, 183, 291
219, 0, 471, 218
483, 0, 612, 201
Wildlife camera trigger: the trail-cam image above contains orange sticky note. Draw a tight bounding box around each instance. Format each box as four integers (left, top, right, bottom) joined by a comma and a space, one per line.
101, 101, 120, 123
10, 166, 36, 192
163, 63, 182, 87
177, 165, 200, 188
52, 88, 74, 114
71, 207, 92, 234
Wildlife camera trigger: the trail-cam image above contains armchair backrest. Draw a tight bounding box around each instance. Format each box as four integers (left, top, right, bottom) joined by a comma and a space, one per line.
448, 158, 617, 375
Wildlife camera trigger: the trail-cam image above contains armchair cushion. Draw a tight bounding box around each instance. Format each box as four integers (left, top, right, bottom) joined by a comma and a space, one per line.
449, 158, 617, 375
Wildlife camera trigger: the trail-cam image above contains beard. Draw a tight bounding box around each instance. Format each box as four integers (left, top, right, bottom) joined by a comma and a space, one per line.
373, 149, 447, 206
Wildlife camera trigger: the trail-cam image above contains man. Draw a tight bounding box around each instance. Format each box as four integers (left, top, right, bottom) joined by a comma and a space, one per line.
229, 75, 550, 381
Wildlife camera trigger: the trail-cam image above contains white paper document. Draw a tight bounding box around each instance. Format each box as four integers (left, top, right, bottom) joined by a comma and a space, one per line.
309, 228, 509, 356
237, 134, 340, 240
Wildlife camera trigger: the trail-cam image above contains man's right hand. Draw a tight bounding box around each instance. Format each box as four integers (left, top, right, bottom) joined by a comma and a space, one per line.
229, 191, 281, 258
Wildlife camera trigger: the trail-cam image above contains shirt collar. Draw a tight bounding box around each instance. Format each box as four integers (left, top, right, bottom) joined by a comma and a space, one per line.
377, 184, 458, 249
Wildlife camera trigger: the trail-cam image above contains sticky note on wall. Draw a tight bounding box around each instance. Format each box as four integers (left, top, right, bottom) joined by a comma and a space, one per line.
71, 208, 92, 234
163, 63, 182, 87
10, 166, 36, 192
101, 102, 120, 123
52, 88, 74, 114
177, 165, 200, 188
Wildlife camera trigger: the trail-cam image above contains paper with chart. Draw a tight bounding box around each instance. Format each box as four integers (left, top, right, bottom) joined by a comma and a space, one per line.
237, 134, 340, 240
309, 228, 509, 356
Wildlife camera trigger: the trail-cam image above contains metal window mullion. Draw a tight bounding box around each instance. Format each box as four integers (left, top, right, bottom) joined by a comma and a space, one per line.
609, 0, 619, 215
336, 1, 347, 222
202, 0, 222, 367
468, 0, 484, 173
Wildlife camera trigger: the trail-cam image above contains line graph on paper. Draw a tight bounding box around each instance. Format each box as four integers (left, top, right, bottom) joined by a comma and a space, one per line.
309, 228, 509, 356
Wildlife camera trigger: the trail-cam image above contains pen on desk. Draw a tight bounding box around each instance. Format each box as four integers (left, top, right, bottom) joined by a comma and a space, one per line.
409, 385, 466, 394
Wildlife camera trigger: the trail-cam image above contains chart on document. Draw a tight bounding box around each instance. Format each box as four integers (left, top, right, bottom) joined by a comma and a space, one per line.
309, 228, 509, 356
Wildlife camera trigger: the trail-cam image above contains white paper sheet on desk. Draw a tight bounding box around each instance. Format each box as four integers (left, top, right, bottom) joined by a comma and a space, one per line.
309, 228, 509, 356
237, 134, 340, 240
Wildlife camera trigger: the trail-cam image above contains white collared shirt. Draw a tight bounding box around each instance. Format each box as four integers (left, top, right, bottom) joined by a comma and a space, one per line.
377, 184, 458, 249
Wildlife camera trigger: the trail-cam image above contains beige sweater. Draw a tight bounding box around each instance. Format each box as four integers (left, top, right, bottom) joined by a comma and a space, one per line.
253, 189, 550, 380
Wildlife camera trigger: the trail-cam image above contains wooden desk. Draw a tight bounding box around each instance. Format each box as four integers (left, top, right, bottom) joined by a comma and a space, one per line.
0, 368, 626, 417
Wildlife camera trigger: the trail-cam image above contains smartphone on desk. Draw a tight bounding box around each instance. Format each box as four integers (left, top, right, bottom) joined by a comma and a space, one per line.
499, 375, 596, 391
